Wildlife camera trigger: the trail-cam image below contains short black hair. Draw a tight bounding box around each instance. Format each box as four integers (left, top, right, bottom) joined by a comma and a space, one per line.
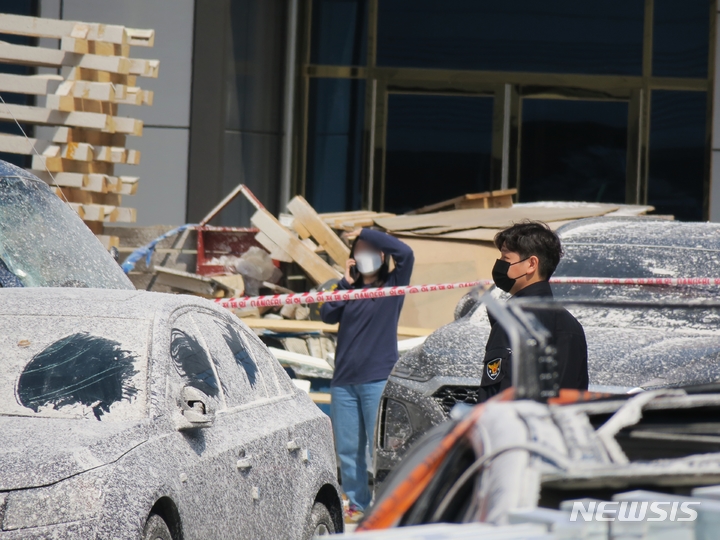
494, 220, 563, 279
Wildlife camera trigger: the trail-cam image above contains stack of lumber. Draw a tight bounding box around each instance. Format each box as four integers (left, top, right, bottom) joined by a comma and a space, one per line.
0, 13, 158, 248
407, 189, 516, 214
318, 209, 395, 232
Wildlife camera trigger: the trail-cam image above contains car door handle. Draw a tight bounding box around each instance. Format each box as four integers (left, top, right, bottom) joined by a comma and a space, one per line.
236, 456, 253, 470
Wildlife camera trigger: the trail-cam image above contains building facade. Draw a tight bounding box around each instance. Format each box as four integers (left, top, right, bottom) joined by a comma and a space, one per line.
0, 1, 717, 224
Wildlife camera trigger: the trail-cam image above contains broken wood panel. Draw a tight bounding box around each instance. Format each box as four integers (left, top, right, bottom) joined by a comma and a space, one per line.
287, 195, 350, 266
250, 208, 340, 284
0, 103, 142, 134
0, 73, 62, 95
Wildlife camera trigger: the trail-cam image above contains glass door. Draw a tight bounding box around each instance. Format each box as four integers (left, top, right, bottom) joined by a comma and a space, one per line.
382, 93, 495, 214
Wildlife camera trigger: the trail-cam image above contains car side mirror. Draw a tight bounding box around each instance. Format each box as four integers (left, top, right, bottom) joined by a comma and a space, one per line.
178, 386, 215, 430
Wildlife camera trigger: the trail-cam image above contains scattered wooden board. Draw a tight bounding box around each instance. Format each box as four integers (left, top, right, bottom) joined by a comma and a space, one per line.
250, 208, 340, 284
287, 195, 350, 266
408, 189, 517, 215
154, 267, 231, 298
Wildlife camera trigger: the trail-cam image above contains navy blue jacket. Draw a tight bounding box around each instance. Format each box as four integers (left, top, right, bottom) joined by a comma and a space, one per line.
321, 229, 414, 387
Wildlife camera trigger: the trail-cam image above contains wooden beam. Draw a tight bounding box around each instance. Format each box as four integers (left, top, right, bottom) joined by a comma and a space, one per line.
51, 127, 126, 147
0, 14, 127, 44
154, 267, 231, 298
32, 154, 114, 174
126, 28, 155, 47
250, 208, 341, 284
287, 195, 350, 265
32, 170, 123, 193
67, 202, 136, 223
55, 80, 124, 102
0, 103, 142, 135
45, 94, 118, 115
66, 67, 136, 86
53, 187, 121, 206
0, 73, 62, 96
0, 41, 131, 74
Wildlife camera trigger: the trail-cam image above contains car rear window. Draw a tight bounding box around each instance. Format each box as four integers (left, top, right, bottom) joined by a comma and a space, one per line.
0, 316, 150, 420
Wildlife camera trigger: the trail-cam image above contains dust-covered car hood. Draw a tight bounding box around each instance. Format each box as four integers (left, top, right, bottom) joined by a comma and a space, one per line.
0, 416, 149, 490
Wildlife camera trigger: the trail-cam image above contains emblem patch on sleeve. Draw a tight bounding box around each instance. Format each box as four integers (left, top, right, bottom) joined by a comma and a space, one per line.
486, 358, 502, 381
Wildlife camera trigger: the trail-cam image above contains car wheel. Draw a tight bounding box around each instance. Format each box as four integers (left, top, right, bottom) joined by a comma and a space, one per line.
305, 502, 336, 538
143, 513, 173, 540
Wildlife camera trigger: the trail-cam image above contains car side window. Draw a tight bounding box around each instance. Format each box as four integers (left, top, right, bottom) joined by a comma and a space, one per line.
235, 321, 296, 397
169, 314, 225, 412
192, 313, 274, 406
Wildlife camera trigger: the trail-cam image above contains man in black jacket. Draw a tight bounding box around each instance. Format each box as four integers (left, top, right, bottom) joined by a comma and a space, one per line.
480, 220, 588, 400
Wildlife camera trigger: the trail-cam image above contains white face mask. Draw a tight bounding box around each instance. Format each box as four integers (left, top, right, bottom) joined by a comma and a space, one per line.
354, 252, 382, 275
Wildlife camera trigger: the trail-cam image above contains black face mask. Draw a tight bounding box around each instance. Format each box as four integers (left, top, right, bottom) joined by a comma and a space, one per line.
492, 258, 529, 293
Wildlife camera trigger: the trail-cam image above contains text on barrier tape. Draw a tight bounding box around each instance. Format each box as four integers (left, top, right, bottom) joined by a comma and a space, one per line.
215, 277, 720, 310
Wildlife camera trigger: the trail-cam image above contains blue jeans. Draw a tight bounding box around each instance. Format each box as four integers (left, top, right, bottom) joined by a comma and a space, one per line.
330, 380, 387, 510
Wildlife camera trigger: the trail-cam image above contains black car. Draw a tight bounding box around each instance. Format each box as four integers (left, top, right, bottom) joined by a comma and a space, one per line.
374, 217, 720, 484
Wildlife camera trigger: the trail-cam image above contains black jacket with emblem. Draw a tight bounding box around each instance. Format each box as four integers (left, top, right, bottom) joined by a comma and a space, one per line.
479, 281, 588, 401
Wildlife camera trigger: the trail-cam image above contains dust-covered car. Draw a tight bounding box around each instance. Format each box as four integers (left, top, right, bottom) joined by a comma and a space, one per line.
0, 288, 342, 539
357, 294, 720, 539
374, 217, 720, 484
0, 160, 132, 289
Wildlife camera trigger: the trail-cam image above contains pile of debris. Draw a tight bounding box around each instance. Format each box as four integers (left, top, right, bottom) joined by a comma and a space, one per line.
119, 186, 656, 403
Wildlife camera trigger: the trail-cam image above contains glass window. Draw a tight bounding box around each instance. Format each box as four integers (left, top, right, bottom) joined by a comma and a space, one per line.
0, 0, 38, 170
384, 94, 494, 214
0, 316, 149, 421
377, 0, 644, 75
648, 91, 707, 221
519, 99, 628, 203
306, 78, 365, 212
169, 315, 225, 412
311, 0, 368, 66
653, 0, 710, 78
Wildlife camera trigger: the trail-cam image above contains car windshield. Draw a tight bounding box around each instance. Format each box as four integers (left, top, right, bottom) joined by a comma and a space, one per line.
0, 315, 150, 421
0, 174, 133, 289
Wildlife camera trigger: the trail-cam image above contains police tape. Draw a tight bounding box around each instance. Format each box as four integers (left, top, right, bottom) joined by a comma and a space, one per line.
215, 277, 720, 309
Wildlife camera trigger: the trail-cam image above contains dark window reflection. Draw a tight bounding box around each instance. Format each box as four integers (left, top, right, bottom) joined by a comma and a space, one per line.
306, 78, 365, 212
311, 0, 368, 66
384, 94, 493, 214
520, 99, 628, 203
377, 0, 644, 75
648, 91, 707, 221
653, 0, 710, 78
0, 0, 37, 169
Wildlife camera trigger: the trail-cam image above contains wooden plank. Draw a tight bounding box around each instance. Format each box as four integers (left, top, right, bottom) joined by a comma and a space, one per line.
241, 317, 433, 337
126, 28, 155, 47
309, 393, 332, 405
0, 133, 49, 155
66, 67, 136, 86
53, 187, 121, 206
45, 94, 118, 115
128, 58, 159, 78
95, 234, 120, 250
42, 142, 95, 161
255, 231, 293, 263
408, 189, 517, 215
154, 267, 231, 298
0, 103, 142, 134
287, 195, 350, 266
0, 73, 63, 95
61, 37, 131, 57
32, 154, 114, 174
0, 41, 131, 74
51, 127, 127, 147
59, 80, 124, 101
0, 14, 127, 44
118, 176, 139, 195
32, 170, 123, 193
250, 208, 340, 284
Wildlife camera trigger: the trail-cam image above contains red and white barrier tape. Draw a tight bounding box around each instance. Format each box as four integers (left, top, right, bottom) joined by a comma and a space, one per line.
215, 277, 720, 309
